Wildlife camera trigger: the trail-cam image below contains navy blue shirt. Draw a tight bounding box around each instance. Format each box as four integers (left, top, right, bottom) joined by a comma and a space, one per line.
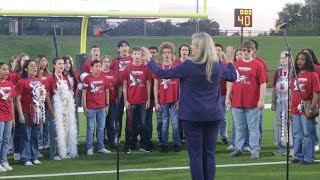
148, 59, 237, 122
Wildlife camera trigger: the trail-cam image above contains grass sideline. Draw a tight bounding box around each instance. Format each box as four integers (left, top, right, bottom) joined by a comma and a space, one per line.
1, 35, 320, 86
0, 109, 319, 179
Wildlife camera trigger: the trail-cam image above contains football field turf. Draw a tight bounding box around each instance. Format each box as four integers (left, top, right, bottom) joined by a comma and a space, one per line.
1, 109, 320, 180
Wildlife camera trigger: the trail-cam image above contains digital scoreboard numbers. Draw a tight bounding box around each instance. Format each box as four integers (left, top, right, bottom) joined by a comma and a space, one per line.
234, 9, 252, 27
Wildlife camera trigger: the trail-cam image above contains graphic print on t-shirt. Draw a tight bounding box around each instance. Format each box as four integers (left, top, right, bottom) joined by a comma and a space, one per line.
129, 73, 141, 86
294, 78, 306, 92
236, 67, 251, 84
0, 87, 11, 100
90, 81, 103, 93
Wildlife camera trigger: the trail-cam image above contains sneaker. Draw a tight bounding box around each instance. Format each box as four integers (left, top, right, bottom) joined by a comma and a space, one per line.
227, 145, 235, 151
52, 156, 62, 161
32, 160, 41, 165
37, 152, 44, 158
250, 153, 259, 160
39, 145, 44, 150
98, 148, 111, 154
181, 139, 185, 143
299, 160, 314, 165
43, 145, 50, 150
161, 145, 169, 153
272, 148, 286, 156
290, 159, 300, 163
0, 166, 7, 172
173, 145, 181, 152
244, 146, 251, 152
123, 147, 131, 154
222, 139, 229, 145
139, 147, 151, 153
2, 163, 13, 171
228, 149, 242, 158
24, 161, 33, 166
87, 149, 94, 156
315, 145, 319, 152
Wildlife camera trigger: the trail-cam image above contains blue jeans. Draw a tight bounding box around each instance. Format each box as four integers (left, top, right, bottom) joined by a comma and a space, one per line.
39, 108, 49, 147
161, 103, 180, 146
232, 108, 261, 154
146, 99, 154, 144
315, 117, 319, 145
182, 120, 220, 180
156, 110, 162, 143
105, 103, 116, 146
125, 104, 148, 148
219, 96, 228, 140
86, 108, 106, 150
230, 110, 249, 147
292, 114, 316, 163
259, 111, 264, 145
0, 121, 12, 164
19, 113, 40, 163
47, 109, 59, 159
13, 105, 20, 153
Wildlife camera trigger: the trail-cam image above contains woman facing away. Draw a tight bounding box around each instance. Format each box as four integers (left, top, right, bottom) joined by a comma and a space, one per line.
143, 32, 237, 180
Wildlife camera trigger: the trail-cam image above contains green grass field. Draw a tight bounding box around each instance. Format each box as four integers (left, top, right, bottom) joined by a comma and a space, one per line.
1, 35, 320, 87
1, 35, 320, 179
1, 109, 320, 180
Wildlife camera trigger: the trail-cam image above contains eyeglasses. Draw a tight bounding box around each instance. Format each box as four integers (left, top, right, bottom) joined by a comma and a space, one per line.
241, 48, 252, 53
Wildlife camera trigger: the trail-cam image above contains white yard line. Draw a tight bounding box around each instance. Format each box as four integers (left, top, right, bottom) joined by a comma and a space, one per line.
78, 104, 272, 113
1, 160, 319, 179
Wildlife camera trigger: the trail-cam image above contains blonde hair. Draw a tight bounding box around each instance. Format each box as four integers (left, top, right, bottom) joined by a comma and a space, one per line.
101, 55, 112, 66
191, 33, 218, 82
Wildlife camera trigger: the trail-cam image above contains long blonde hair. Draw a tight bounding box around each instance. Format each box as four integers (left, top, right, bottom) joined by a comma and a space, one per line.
191, 33, 218, 82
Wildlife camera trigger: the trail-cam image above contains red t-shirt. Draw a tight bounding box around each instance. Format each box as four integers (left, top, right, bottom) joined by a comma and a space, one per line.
290, 71, 320, 115
83, 74, 109, 109
110, 55, 133, 79
154, 62, 179, 104
82, 60, 93, 74
9, 72, 20, 85
39, 71, 50, 84
0, 80, 15, 121
122, 64, 151, 104
232, 59, 267, 108
220, 61, 228, 96
314, 64, 320, 80
15, 77, 42, 115
45, 75, 71, 99
100, 70, 118, 104
254, 56, 269, 82
74, 69, 81, 83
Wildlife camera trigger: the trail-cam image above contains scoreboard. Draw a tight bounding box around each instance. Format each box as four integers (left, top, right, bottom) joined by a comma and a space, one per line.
234, 9, 252, 27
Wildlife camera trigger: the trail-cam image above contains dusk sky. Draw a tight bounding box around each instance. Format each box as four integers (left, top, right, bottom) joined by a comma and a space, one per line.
0, 0, 305, 30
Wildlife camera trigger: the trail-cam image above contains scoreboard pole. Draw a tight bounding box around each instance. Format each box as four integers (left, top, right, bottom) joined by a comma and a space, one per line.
240, 27, 243, 45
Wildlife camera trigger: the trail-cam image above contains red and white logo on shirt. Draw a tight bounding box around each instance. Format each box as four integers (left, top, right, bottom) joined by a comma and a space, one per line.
0, 87, 11, 100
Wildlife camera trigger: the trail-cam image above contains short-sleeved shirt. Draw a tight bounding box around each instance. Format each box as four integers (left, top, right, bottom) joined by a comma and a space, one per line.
232, 59, 267, 108
290, 71, 320, 115
83, 74, 109, 109
122, 64, 151, 104
0, 80, 15, 121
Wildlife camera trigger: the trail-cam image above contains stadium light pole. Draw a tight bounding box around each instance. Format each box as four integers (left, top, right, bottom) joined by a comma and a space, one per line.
196, 0, 200, 33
